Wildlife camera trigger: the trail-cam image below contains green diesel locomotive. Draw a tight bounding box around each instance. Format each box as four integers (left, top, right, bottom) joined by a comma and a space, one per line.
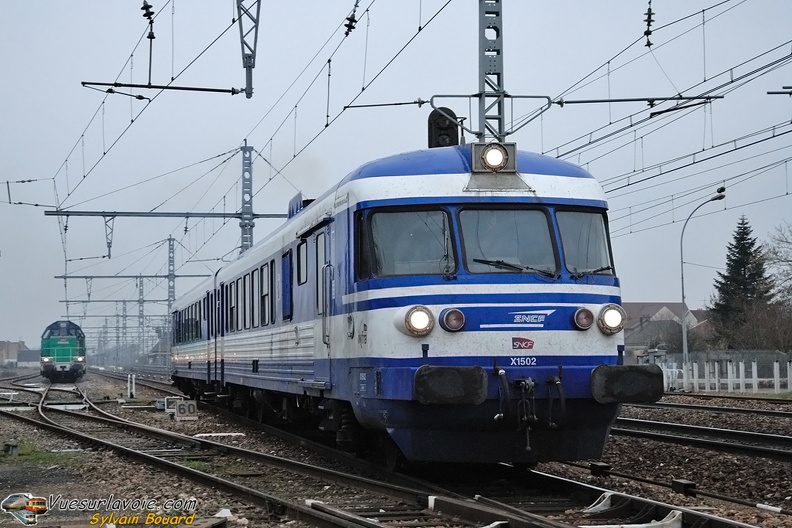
40, 320, 86, 381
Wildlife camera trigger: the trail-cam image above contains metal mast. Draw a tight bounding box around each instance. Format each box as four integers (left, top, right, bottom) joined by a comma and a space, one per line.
479, 0, 506, 142
45, 147, 283, 256
237, 0, 261, 99
239, 144, 255, 253
115, 311, 121, 362
168, 236, 176, 312
122, 302, 127, 347
105, 217, 115, 258
138, 276, 145, 350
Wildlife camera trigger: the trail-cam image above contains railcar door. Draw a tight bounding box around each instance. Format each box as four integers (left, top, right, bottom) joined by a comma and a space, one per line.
314, 228, 332, 385
204, 290, 212, 382
281, 250, 293, 320
216, 281, 225, 384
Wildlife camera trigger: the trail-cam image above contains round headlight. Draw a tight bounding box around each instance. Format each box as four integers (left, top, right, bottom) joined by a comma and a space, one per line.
573, 307, 594, 330
405, 306, 434, 336
481, 144, 509, 172
597, 304, 626, 335
439, 308, 465, 332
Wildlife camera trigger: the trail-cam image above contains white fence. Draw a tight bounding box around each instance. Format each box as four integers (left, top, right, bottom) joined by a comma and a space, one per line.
661, 360, 792, 394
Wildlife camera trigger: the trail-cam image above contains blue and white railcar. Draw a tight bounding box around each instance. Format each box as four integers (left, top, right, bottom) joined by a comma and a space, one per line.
171, 142, 662, 465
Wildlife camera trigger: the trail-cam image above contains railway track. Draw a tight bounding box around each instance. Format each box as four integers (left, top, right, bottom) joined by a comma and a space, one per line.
663, 392, 792, 406
3, 387, 441, 526
0, 375, 58, 408
612, 417, 792, 461
615, 396, 792, 462
177, 388, 778, 527
1, 376, 766, 527
541, 396, 792, 522
629, 400, 792, 418
0, 374, 784, 527
91, 368, 184, 398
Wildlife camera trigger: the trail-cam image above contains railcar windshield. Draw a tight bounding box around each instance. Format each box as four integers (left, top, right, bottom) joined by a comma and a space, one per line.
356, 206, 613, 279
365, 209, 455, 276
459, 209, 556, 274
42, 323, 83, 339
557, 210, 613, 276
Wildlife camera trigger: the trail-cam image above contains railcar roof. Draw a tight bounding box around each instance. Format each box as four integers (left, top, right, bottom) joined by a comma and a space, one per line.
173, 145, 600, 310
341, 144, 593, 183
44, 320, 82, 331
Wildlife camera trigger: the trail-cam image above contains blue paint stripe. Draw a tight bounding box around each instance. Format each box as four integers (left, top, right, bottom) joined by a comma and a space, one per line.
347, 292, 621, 312
349, 272, 620, 292
210, 355, 615, 369
354, 196, 608, 209
321, 355, 616, 368
185, 355, 619, 400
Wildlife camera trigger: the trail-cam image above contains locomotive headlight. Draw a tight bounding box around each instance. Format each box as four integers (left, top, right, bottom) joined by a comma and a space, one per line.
406, 306, 434, 336
573, 307, 595, 330
439, 308, 465, 332
481, 144, 509, 172
42, 357, 52, 363
75, 356, 85, 362
394, 305, 435, 336
597, 304, 626, 335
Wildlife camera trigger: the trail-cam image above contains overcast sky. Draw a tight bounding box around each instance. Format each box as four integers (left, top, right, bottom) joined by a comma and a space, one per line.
1, 1, 790, 348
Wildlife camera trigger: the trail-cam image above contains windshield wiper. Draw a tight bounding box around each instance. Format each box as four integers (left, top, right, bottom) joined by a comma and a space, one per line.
571, 265, 614, 279
522, 265, 559, 279
473, 259, 558, 279
473, 258, 524, 271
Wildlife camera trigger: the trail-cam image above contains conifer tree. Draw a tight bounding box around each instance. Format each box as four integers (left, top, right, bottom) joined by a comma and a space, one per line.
709, 215, 774, 348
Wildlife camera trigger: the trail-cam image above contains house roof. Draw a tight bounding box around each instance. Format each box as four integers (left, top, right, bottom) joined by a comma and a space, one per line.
622, 303, 714, 350
622, 302, 711, 330
622, 302, 683, 328
624, 319, 680, 347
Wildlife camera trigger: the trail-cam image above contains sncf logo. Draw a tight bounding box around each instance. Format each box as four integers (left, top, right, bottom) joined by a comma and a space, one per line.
512, 337, 535, 350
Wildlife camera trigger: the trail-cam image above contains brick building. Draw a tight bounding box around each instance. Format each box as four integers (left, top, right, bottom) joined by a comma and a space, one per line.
0, 341, 30, 367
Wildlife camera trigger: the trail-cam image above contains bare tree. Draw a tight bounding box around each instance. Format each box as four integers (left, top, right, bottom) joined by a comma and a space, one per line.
767, 220, 792, 302
724, 301, 792, 355
763, 221, 792, 357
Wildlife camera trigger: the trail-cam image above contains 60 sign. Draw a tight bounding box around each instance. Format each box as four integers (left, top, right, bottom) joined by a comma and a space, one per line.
174, 400, 198, 421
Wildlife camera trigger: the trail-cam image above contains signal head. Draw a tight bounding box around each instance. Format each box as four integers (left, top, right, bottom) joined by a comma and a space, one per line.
428, 107, 459, 148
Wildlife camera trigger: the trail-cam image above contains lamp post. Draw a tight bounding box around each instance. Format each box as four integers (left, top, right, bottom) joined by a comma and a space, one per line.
680, 188, 726, 378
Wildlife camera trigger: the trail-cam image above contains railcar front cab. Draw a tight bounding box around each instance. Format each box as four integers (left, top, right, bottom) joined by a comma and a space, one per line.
355, 142, 664, 462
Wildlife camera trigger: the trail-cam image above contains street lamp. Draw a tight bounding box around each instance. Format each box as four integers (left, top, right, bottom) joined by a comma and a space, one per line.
680, 187, 726, 373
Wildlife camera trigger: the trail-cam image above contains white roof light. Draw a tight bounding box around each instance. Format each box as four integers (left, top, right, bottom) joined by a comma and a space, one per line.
481, 144, 509, 172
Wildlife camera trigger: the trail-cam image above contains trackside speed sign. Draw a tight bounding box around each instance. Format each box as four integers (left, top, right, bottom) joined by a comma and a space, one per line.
174, 400, 198, 421
164, 396, 183, 413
